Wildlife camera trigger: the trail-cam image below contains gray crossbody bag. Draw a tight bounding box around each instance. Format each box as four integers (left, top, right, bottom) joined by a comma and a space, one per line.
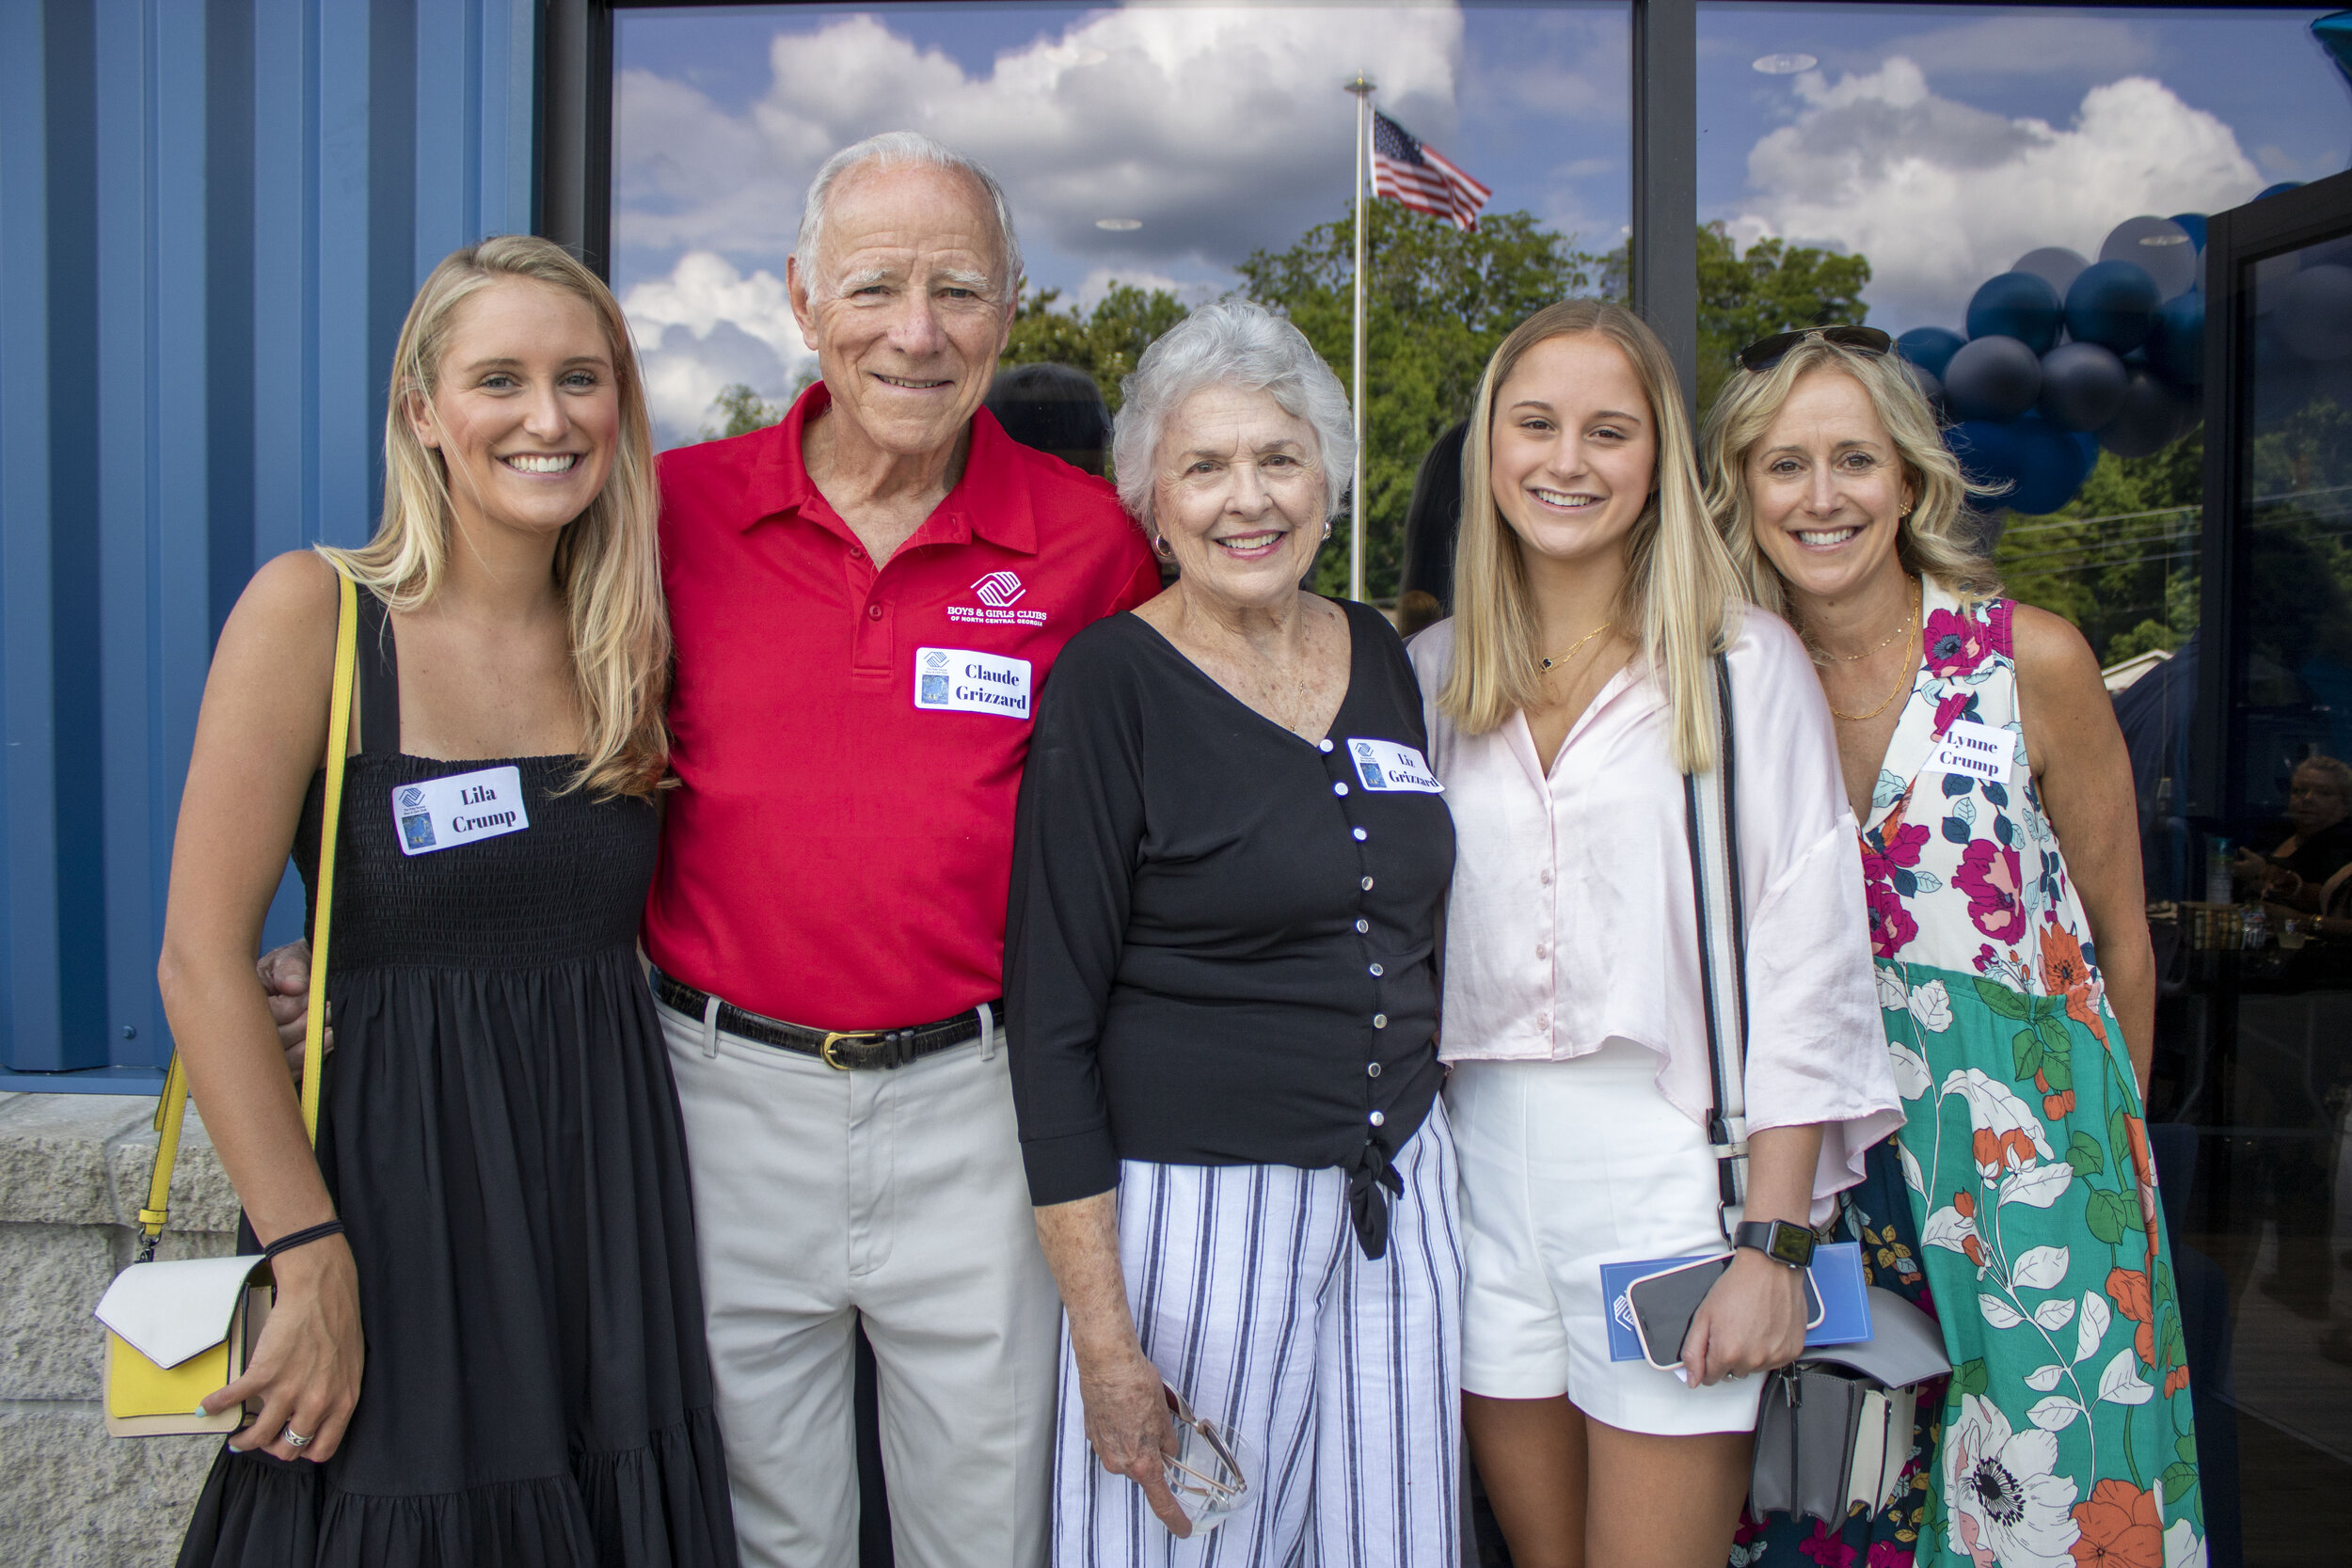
1684, 652, 1951, 1527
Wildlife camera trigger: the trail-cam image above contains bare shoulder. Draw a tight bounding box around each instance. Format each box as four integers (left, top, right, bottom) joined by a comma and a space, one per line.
206, 551, 342, 713
2007, 601, 2105, 702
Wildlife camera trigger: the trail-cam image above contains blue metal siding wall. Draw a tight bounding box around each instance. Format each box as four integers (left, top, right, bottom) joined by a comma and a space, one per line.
0, 0, 540, 1085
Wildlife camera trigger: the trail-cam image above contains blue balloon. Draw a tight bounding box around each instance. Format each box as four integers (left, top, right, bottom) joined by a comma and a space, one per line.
2098, 367, 2193, 458
1896, 326, 1965, 380
1945, 334, 2043, 421
2144, 291, 2205, 386
2036, 341, 2130, 431
2065, 261, 2162, 353
1967, 272, 2064, 354
2168, 213, 2207, 252
1948, 419, 2025, 492
2006, 418, 2095, 515
2257, 182, 2306, 201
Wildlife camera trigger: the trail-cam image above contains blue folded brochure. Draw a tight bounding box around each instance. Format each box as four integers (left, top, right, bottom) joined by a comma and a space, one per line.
1600, 1241, 1870, 1363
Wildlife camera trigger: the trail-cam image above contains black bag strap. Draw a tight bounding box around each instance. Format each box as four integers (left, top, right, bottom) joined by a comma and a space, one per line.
1682, 651, 1749, 1239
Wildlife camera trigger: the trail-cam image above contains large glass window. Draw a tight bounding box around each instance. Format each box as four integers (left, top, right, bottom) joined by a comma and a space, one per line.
611, 0, 1630, 599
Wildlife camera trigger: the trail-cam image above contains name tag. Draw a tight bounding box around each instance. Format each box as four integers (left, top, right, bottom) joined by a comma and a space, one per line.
1930, 719, 2015, 786
1344, 738, 1443, 793
390, 765, 528, 856
913, 646, 1033, 719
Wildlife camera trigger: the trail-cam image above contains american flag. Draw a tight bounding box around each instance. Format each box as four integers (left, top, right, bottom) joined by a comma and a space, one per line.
1371, 111, 1493, 232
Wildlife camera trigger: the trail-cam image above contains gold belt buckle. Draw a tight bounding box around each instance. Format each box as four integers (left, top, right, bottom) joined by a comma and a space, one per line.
818, 1030, 885, 1070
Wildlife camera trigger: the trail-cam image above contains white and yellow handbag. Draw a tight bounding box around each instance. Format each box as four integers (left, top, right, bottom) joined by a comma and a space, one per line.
93, 570, 357, 1437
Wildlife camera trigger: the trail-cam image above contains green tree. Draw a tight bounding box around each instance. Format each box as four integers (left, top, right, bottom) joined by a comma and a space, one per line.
698, 366, 819, 443
1694, 222, 1872, 416
1234, 202, 1612, 597
1000, 283, 1191, 414
1994, 435, 2205, 665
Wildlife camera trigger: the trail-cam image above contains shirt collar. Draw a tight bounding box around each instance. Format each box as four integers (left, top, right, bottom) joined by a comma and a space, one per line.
731, 380, 1041, 557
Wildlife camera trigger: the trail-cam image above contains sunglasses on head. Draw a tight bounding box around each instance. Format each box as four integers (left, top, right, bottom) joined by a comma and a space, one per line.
1735, 325, 1894, 373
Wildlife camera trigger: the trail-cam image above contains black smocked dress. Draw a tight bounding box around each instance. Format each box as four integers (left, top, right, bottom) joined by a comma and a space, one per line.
179, 590, 738, 1568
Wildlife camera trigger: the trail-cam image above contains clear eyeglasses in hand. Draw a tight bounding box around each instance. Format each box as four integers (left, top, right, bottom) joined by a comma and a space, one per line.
1161, 1382, 1256, 1533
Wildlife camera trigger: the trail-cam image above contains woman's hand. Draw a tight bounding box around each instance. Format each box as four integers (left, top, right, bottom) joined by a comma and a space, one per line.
1681, 1249, 1807, 1386
1074, 1343, 1189, 1537
203, 1237, 363, 1463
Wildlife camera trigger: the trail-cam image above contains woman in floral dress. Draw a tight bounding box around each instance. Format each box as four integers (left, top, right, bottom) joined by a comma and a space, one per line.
1699, 331, 2204, 1568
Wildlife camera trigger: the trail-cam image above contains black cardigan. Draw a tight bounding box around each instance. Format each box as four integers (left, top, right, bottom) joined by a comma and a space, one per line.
1004, 599, 1454, 1258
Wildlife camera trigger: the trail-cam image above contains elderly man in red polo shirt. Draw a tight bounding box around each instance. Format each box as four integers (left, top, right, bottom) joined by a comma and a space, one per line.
649, 133, 1156, 1567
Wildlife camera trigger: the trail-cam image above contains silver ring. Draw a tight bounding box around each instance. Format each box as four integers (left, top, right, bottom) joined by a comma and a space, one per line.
280, 1424, 313, 1449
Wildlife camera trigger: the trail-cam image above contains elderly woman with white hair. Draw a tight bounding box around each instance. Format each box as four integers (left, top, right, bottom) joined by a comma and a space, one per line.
1006, 301, 1462, 1566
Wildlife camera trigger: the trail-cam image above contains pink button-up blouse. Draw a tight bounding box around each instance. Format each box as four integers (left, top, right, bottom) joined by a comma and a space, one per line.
1409, 607, 1901, 1215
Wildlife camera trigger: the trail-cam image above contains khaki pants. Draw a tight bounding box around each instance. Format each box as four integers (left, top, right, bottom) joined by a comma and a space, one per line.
660, 998, 1060, 1568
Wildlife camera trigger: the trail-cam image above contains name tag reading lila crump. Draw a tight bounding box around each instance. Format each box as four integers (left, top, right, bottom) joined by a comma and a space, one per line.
1929, 719, 2016, 788
391, 765, 529, 856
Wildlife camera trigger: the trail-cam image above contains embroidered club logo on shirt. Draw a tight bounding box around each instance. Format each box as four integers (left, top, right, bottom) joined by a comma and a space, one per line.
1345, 738, 1443, 793
913, 647, 1033, 719
946, 570, 1047, 627
1928, 719, 2016, 787
390, 765, 529, 857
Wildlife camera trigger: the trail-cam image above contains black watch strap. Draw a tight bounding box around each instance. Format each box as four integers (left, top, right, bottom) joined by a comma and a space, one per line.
1734, 1219, 1815, 1268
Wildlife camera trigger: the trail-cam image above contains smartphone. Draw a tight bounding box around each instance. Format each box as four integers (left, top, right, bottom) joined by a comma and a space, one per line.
1626, 1255, 1829, 1370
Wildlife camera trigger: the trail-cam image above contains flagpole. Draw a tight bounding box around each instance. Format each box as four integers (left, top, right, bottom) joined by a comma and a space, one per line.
1344, 74, 1375, 604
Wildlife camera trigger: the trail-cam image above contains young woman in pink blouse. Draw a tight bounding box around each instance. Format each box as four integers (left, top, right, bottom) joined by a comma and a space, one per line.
1406, 300, 1901, 1568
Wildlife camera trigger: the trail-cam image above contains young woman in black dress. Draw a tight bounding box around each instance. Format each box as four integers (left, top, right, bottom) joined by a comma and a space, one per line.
159, 236, 737, 1566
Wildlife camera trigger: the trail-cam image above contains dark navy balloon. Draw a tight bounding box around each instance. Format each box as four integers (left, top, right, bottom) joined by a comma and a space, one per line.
2144, 292, 2205, 386
2036, 341, 2129, 431
2168, 214, 2207, 253
2064, 261, 2162, 353
2098, 367, 2192, 458
1967, 272, 2064, 354
2008, 419, 2096, 515
1896, 326, 1966, 380
1947, 420, 2025, 493
1944, 334, 2043, 421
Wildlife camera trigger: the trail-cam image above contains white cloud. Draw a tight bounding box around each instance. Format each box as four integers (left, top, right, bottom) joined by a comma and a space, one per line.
614, 7, 1466, 275
621, 251, 816, 448
1726, 58, 2263, 331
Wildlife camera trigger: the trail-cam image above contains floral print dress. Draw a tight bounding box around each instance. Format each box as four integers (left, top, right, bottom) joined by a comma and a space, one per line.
1738, 580, 2203, 1568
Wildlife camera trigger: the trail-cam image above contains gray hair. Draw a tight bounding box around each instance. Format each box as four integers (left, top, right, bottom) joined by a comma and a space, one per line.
1112, 300, 1356, 537
794, 132, 1023, 302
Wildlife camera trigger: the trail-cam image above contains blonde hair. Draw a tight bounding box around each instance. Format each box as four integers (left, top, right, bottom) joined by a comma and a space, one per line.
319, 235, 669, 799
1699, 336, 2002, 626
1440, 299, 1742, 773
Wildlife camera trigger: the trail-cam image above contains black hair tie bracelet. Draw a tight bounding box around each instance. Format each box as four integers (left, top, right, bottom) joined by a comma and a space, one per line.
262, 1219, 346, 1261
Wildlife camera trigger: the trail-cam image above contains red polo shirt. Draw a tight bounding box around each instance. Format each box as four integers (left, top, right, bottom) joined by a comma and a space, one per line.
645, 382, 1159, 1031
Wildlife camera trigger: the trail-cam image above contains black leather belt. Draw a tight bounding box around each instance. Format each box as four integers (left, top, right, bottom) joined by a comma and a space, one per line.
651, 967, 993, 1071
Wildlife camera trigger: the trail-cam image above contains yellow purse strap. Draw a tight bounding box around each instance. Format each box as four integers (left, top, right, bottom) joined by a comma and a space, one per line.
136, 569, 357, 1261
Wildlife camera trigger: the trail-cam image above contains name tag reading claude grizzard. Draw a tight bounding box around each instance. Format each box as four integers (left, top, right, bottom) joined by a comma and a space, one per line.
1929, 719, 2016, 787
1346, 738, 1443, 793
913, 647, 1033, 719
391, 765, 530, 857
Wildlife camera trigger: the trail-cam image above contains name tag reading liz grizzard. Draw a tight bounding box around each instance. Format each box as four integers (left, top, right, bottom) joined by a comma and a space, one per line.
1930, 719, 2016, 787
391, 765, 530, 857
1345, 738, 1443, 793
913, 647, 1033, 719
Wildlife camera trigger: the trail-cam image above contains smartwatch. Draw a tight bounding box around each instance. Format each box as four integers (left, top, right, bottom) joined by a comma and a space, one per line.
1733, 1218, 1816, 1269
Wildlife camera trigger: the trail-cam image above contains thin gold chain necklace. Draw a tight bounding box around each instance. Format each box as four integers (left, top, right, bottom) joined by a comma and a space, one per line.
1827, 586, 1921, 722
1541, 622, 1613, 673
1817, 582, 1920, 663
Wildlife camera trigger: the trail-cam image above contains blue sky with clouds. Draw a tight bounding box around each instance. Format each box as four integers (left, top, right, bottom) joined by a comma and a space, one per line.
612, 2, 2349, 447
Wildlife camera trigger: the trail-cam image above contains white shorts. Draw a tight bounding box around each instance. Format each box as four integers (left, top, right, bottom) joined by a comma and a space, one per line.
1445, 1040, 1762, 1435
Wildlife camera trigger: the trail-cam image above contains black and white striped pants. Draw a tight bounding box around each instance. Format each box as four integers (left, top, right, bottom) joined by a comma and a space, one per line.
1051, 1107, 1463, 1567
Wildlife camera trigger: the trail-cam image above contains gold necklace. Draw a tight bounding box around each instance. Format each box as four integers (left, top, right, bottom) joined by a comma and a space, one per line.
1817, 581, 1921, 662
1827, 587, 1921, 722
1541, 622, 1613, 673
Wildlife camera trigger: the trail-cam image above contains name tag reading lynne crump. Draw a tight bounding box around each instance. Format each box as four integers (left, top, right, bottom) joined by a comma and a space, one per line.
913, 647, 1033, 719
1346, 738, 1443, 793
390, 765, 530, 857
1929, 719, 2016, 787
